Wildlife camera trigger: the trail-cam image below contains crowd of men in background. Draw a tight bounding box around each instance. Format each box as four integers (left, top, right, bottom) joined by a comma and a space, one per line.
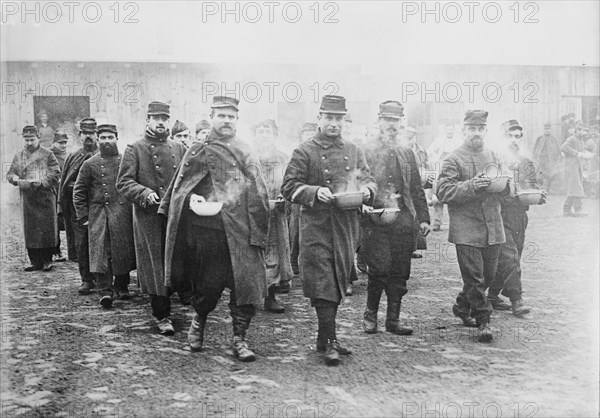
6, 96, 599, 366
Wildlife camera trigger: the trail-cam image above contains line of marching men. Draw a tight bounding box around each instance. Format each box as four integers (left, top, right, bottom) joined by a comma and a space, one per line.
10, 94, 575, 366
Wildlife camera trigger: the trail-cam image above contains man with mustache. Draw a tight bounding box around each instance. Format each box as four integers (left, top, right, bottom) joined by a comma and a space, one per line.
73, 124, 136, 308
117, 101, 186, 335
436, 110, 506, 343
281, 95, 376, 366
159, 96, 270, 361
361, 102, 431, 337
58, 118, 100, 293
7, 126, 61, 271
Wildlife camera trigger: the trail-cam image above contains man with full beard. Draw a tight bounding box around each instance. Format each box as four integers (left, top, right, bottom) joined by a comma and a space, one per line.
58, 118, 100, 293
281, 95, 376, 366
436, 110, 506, 343
117, 101, 186, 335
159, 97, 270, 361
73, 124, 136, 308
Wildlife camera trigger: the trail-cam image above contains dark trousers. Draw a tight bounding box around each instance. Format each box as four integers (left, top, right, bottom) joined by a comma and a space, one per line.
184, 225, 255, 337
489, 209, 528, 302
363, 217, 415, 303
95, 273, 131, 297
27, 248, 53, 267
61, 196, 78, 260
563, 196, 583, 213
454, 244, 500, 325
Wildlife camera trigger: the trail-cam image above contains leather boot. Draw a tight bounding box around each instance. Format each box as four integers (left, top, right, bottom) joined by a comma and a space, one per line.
476, 323, 493, 343
232, 336, 256, 362
385, 292, 413, 336
188, 314, 207, 352
230, 303, 255, 361
488, 295, 511, 311
323, 340, 341, 366
363, 280, 384, 333
511, 299, 531, 316
264, 286, 285, 313
363, 309, 378, 334
315, 303, 350, 360
452, 304, 477, 327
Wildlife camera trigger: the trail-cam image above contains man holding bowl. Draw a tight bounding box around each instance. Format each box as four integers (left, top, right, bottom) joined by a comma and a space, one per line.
436, 110, 507, 343
361, 101, 431, 337
281, 95, 376, 366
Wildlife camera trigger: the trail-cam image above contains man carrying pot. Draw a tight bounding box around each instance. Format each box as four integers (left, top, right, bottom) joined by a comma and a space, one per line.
436, 110, 506, 343
281, 95, 376, 366
361, 101, 431, 337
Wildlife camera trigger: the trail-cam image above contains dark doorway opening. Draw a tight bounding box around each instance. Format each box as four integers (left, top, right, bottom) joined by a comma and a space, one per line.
33, 96, 90, 151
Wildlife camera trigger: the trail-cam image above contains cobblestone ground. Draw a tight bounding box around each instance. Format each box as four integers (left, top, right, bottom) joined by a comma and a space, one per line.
1, 196, 598, 417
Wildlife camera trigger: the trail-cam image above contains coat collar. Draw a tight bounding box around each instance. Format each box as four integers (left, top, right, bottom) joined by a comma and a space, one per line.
312, 132, 344, 149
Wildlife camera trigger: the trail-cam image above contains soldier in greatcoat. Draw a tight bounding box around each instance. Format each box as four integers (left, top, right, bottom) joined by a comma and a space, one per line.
50, 130, 69, 262
159, 96, 270, 362
532, 123, 561, 193
281, 95, 376, 366
117, 101, 186, 335
436, 110, 507, 343
360, 102, 431, 337
58, 118, 99, 293
6, 125, 61, 271
561, 122, 594, 217
252, 118, 292, 314
73, 124, 136, 309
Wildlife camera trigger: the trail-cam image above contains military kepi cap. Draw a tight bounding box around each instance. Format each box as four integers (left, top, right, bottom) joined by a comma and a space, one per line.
53, 129, 69, 142
97, 124, 118, 135
319, 95, 347, 115
504, 119, 522, 131
196, 120, 211, 133
147, 101, 171, 117
464, 110, 488, 125
22, 125, 39, 137
378, 100, 404, 119
211, 96, 239, 111
171, 120, 189, 136
79, 118, 97, 133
